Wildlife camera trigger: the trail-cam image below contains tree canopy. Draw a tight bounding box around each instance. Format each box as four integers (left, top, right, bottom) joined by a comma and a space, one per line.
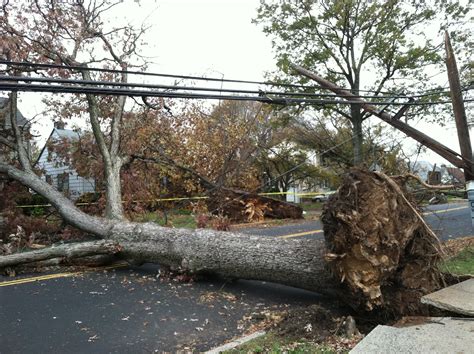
254, 0, 472, 164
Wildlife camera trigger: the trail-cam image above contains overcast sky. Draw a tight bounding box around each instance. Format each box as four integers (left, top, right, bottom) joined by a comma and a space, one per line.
17, 0, 471, 166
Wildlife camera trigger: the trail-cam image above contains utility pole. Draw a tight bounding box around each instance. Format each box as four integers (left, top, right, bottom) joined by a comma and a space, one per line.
445, 31, 474, 227
444, 31, 474, 181
290, 63, 472, 171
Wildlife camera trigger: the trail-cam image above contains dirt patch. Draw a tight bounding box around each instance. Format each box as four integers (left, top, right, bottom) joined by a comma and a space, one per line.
276, 304, 339, 341
261, 304, 366, 352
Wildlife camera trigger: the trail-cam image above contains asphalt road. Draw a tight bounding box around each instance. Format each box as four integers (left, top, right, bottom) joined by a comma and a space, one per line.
1, 201, 471, 353
243, 201, 472, 241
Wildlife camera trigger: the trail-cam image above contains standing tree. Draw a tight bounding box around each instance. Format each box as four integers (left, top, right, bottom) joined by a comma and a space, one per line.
1, 0, 149, 220
254, 0, 471, 165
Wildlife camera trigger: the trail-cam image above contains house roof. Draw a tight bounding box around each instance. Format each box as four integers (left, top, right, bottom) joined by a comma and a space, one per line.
35, 127, 81, 166
0, 97, 29, 128
410, 161, 441, 173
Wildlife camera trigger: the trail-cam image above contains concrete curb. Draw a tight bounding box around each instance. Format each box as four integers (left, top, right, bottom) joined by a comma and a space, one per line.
204, 331, 266, 353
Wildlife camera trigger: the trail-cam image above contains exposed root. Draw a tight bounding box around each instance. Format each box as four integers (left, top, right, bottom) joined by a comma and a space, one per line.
322, 168, 444, 315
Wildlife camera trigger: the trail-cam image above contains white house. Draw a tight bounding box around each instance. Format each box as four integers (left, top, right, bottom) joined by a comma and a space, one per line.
36, 122, 95, 200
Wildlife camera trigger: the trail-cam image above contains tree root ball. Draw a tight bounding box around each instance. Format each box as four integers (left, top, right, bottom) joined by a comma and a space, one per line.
322, 169, 444, 315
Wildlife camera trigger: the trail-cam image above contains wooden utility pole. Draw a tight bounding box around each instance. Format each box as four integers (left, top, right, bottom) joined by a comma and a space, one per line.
290, 63, 472, 171
445, 31, 474, 181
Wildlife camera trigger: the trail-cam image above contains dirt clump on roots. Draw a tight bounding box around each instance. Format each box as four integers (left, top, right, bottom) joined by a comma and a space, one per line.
322, 168, 444, 315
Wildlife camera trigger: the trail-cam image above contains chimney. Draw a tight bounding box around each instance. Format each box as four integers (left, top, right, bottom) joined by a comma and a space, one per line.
54, 121, 66, 130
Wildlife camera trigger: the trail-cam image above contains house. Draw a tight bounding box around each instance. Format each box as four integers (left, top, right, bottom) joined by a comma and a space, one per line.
409, 161, 440, 183
36, 122, 95, 200
410, 160, 466, 185
284, 152, 332, 203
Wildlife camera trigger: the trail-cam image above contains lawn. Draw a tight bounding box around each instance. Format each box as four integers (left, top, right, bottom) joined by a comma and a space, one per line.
135, 209, 196, 229
441, 247, 474, 275
224, 333, 337, 354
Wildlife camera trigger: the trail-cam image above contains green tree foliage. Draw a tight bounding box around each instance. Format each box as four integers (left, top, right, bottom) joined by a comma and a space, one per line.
291, 117, 409, 175
254, 0, 472, 164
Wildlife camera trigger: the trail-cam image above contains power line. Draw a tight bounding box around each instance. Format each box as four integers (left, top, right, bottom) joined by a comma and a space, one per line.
0, 75, 403, 100
2, 60, 469, 97
3, 75, 468, 101
1, 81, 473, 106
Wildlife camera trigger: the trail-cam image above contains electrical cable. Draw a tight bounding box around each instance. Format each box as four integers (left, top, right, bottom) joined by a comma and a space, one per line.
0, 75, 404, 100
2, 60, 471, 97
1, 81, 473, 106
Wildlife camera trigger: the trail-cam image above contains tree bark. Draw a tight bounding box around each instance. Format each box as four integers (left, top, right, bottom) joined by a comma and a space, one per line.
0, 162, 444, 315
351, 110, 363, 166
104, 160, 125, 220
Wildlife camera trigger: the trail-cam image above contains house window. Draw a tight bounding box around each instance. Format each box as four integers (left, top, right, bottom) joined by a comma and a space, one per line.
57, 173, 69, 193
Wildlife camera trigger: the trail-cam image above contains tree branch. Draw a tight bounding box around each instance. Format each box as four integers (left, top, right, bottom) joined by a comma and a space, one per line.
0, 240, 121, 268
0, 162, 112, 237
9, 91, 32, 172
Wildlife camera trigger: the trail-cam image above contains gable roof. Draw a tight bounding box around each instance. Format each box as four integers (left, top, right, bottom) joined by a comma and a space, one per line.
35, 127, 82, 166
0, 97, 29, 128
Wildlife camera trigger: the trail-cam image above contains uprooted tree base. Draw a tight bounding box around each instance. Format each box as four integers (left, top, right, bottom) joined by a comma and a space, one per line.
322, 169, 444, 315
0, 169, 446, 316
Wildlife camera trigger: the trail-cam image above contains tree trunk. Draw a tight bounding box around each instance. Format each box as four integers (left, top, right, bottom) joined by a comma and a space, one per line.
104, 161, 124, 220
0, 163, 444, 315
112, 225, 337, 295
0, 240, 120, 268
351, 105, 363, 166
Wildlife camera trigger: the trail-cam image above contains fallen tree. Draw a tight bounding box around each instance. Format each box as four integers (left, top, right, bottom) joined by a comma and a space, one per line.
1, 161, 445, 315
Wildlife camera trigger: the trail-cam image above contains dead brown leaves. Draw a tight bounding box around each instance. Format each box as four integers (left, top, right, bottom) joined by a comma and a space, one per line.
442, 236, 474, 258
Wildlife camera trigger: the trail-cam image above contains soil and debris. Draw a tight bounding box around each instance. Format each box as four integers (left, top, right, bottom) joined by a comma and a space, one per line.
442, 236, 474, 258
322, 169, 444, 315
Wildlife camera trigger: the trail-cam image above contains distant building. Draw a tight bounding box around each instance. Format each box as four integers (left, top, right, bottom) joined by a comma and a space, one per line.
409, 161, 439, 182
410, 160, 466, 185
36, 122, 95, 200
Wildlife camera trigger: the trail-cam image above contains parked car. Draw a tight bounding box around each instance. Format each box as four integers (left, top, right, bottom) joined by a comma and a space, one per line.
311, 191, 336, 203
311, 193, 328, 203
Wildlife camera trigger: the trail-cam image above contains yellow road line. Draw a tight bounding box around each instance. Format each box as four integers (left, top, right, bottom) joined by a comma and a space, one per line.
0, 272, 81, 287
423, 205, 468, 215
278, 229, 323, 239
0, 262, 128, 287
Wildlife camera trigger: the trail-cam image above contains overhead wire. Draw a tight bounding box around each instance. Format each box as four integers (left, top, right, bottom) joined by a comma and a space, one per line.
2, 60, 471, 98
1, 80, 473, 106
